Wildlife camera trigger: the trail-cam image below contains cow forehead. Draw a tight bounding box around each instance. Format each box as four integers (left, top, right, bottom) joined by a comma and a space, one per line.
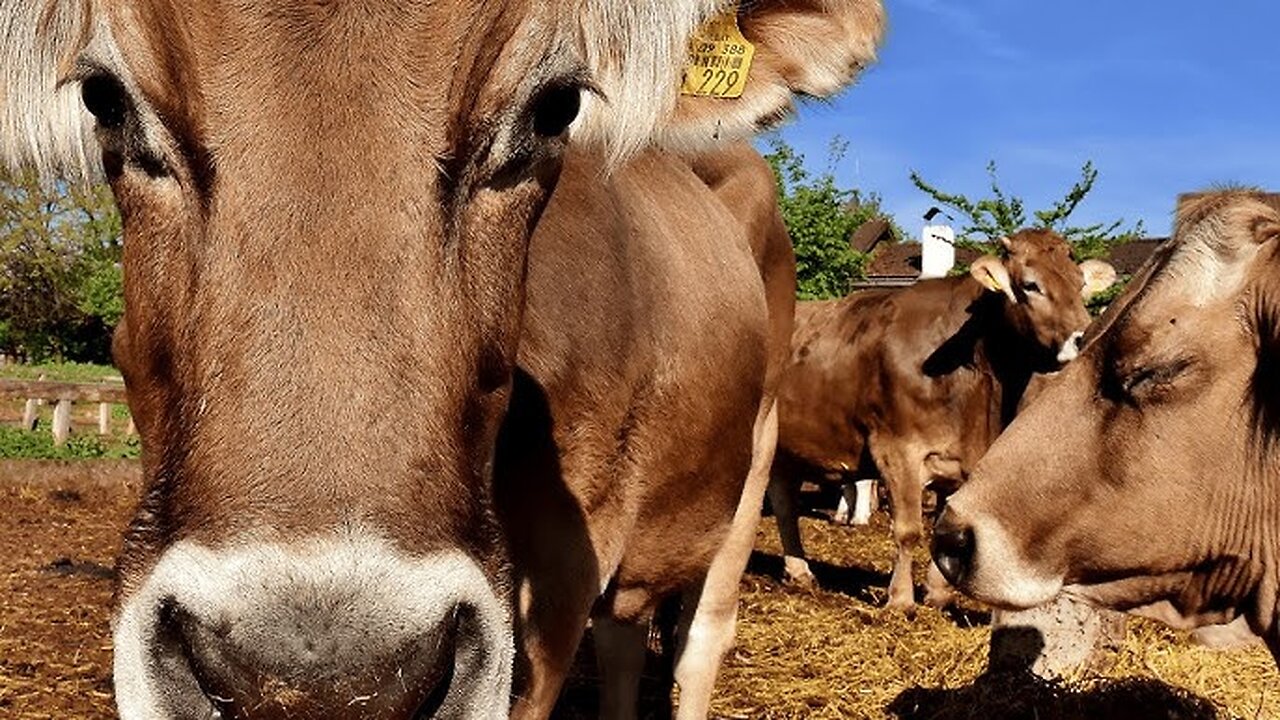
1152, 197, 1273, 308
13, 0, 728, 181
96, 0, 565, 122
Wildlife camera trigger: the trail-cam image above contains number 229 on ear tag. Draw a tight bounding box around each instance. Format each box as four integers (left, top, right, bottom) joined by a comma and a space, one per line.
680, 8, 755, 99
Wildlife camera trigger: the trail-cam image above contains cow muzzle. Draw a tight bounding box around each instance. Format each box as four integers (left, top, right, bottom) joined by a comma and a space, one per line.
113, 537, 512, 720
931, 503, 1064, 610
931, 514, 974, 587
1056, 330, 1085, 364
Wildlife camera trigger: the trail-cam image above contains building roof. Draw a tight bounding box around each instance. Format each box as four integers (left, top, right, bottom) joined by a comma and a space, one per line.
849, 217, 895, 254
863, 237, 1168, 283
864, 242, 982, 279
1104, 238, 1166, 276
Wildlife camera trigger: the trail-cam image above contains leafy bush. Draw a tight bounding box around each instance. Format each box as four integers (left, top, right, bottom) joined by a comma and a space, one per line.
0, 169, 123, 363
910, 161, 1142, 260
764, 136, 904, 300
0, 425, 140, 460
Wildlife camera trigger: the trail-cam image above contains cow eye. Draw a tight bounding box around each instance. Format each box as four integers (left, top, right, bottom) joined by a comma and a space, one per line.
531, 82, 582, 138
81, 72, 130, 129
1022, 281, 1041, 295
1107, 358, 1194, 405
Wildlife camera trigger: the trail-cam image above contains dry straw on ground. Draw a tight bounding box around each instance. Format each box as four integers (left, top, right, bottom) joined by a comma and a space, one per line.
1, 475, 1277, 719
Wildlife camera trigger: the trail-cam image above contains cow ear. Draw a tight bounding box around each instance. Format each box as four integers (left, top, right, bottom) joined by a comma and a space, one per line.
970, 256, 1017, 304
669, 1, 885, 146
574, 0, 885, 160
1079, 259, 1118, 300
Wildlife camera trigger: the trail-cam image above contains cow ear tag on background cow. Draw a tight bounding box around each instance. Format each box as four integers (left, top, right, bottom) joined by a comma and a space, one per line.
680, 4, 755, 98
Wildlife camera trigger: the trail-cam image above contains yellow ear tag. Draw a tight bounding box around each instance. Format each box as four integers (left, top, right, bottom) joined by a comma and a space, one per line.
680, 6, 755, 99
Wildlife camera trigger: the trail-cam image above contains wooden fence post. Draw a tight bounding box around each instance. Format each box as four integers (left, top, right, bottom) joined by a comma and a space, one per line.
21, 398, 39, 430
52, 399, 73, 445
99, 402, 112, 435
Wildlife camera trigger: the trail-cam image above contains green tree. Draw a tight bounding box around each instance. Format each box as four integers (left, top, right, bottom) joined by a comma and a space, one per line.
764, 136, 902, 300
0, 169, 123, 362
909, 160, 1142, 260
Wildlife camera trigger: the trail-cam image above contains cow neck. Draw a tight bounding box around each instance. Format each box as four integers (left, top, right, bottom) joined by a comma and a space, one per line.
970, 292, 1044, 428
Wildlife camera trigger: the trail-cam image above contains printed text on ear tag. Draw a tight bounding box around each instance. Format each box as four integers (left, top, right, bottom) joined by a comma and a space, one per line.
680, 7, 755, 99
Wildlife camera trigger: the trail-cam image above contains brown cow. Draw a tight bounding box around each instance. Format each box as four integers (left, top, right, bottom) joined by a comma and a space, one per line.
770, 230, 1115, 612
500, 142, 797, 718
933, 190, 1280, 663
2, 1, 885, 717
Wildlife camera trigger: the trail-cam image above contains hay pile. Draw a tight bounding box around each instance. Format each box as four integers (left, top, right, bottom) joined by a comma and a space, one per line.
1, 475, 1277, 719
712, 514, 1280, 719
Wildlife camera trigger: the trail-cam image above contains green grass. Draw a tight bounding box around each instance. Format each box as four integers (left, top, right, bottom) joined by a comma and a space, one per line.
0, 426, 140, 460
0, 361, 120, 383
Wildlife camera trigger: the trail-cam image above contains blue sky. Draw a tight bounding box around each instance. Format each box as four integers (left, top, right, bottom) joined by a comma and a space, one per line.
765, 1, 1280, 239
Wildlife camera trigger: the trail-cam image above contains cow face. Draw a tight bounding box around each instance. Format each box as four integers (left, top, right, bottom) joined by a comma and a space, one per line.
935, 192, 1280, 638
3, 0, 884, 717
969, 229, 1115, 368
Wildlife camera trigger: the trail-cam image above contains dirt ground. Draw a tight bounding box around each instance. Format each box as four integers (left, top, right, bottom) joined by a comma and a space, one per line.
1, 467, 1277, 719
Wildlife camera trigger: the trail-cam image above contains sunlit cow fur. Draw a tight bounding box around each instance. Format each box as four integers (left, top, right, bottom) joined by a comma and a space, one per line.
1, 0, 884, 717
936, 190, 1280, 665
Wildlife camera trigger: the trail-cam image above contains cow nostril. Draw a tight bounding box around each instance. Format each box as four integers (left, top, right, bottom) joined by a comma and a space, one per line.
931, 523, 975, 587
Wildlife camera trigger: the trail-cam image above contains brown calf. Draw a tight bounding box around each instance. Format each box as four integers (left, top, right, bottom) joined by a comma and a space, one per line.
934, 191, 1280, 663
2, 1, 884, 717
771, 230, 1114, 611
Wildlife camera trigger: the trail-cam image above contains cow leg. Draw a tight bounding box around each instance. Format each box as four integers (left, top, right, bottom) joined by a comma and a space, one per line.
674, 402, 778, 719
766, 462, 814, 587
509, 576, 599, 719
839, 478, 876, 526
833, 479, 855, 524
874, 440, 924, 613
854, 479, 878, 525
594, 617, 650, 720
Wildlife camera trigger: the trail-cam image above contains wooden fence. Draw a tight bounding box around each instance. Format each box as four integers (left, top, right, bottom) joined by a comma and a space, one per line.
0, 379, 131, 445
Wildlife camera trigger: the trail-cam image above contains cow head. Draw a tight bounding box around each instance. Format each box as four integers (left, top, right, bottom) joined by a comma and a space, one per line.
935, 191, 1280, 644
2, 1, 884, 716
968, 229, 1116, 368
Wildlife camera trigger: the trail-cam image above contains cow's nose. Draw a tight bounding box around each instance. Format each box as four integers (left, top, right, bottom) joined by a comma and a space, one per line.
113, 540, 513, 720
168, 599, 464, 719
932, 510, 975, 587
1056, 330, 1085, 363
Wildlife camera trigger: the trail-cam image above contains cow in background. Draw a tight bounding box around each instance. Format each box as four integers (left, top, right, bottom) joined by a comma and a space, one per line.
770, 229, 1115, 612
1, 0, 886, 717
934, 191, 1280, 664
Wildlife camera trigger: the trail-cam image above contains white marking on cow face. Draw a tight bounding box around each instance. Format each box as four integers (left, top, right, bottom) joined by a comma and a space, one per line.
944, 496, 1064, 610
114, 534, 511, 720
1056, 331, 1084, 363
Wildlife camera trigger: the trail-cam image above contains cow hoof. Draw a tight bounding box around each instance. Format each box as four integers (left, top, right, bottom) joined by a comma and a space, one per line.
885, 595, 917, 618
783, 556, 817, 590
851, 510, 872, 526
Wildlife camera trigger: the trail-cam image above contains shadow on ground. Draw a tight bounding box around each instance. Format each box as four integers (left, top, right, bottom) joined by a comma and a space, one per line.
887, 671, 1221, 720
889, 628, 1219, 720
746, 549, 992, 628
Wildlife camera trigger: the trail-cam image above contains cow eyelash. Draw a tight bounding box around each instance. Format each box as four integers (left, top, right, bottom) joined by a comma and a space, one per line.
1108, 357, 1193, 403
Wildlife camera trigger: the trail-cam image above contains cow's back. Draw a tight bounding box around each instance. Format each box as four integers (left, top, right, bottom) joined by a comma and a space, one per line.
777, 276, 998, 476
500, 144, 783, 620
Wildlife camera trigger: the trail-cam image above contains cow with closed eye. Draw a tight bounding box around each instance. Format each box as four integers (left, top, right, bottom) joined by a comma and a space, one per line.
770, 229, 1115, 612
